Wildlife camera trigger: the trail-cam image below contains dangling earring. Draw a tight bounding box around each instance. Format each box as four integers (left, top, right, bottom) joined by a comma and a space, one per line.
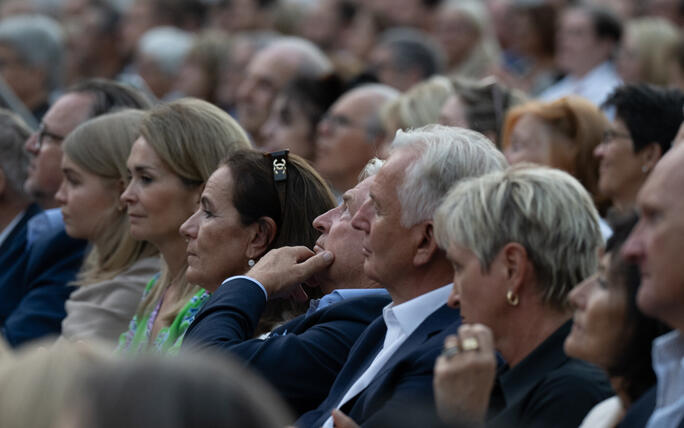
506, 290, 519, 307
248, 259, 255, 267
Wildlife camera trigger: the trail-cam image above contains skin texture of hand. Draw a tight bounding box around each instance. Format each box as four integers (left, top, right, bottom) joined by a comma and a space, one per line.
331, 409, 360, 428
433, 324, 498, 426
247, 246, 334, 301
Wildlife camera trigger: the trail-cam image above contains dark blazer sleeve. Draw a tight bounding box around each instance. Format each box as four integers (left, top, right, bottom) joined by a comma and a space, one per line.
2, 228, 85, 347
183, 278, 390, 415
618, 386, 656, 428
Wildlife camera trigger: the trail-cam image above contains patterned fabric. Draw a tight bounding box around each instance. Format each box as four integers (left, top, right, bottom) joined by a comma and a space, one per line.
116, 276, 210, 355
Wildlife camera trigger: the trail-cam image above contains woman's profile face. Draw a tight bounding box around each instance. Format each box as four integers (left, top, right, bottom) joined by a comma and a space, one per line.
121, 137, 201, 249
564, 252, 629, 370
55, 154, 121, 241
504, 113, 576, 174
260, 95, 315, 160
180, 165, 256, 292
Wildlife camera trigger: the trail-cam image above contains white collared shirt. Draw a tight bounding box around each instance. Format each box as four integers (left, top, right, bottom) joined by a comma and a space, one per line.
647, 330, 684, 428
322, 283, 453, 428
0, 210, 26, 248
538, 61, 622, 110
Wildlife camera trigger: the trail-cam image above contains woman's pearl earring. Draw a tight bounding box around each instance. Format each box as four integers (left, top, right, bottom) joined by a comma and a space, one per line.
248, 259, 255, 267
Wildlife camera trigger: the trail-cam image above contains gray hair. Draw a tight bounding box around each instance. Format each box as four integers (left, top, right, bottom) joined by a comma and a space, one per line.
0, 109, 31, 198
0, 14, 64, 91
359, 158, 384, 181
269, 36, 333, 77
391, 124, 508, 227
434, 165, 603, 310
137, 26, 194, 77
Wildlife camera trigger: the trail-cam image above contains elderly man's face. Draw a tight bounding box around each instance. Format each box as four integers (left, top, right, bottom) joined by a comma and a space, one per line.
236, 46, 297, 141
24, 92, 94, 208
315, 90, 378, 193
623, 145, 684, 329
351, 149, 417, 290
0, 43, 42, 107
310, 176, 377, 294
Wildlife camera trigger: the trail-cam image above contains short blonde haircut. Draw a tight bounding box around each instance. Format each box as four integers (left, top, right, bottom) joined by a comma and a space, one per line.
434, 165, 602, 310
624, 17, 680, 86
138, 98, 251, 324
388, 75, 455, 131
391, 124, 508, 227
64, 110, 158, 286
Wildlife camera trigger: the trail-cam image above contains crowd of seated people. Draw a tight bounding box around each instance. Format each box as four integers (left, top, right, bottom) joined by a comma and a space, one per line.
2, 0, 684, 427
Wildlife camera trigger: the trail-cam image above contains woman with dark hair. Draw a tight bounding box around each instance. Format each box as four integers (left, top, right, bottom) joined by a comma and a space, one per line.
180, 149, 336, 336
260, 74, 344, 161
564, 213, 670, 427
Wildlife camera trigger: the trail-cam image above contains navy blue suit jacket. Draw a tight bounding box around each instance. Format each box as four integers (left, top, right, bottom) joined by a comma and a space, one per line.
296, 303, 461, 427
183, 278, 392, 415
0, 204, 87, 346
619, 386, 684, 428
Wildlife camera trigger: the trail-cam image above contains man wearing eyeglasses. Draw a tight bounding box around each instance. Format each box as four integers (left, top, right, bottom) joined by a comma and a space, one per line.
315, 84, 399, 199
0, 79, 151, 347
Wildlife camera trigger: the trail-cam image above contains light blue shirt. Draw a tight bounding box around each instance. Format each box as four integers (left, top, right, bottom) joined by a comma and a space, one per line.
647, 330, 684, 428
26, 207, 63, 247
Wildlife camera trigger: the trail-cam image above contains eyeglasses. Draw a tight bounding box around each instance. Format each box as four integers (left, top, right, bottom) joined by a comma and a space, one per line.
601, 129, 631, 144
28, 123, 66, 151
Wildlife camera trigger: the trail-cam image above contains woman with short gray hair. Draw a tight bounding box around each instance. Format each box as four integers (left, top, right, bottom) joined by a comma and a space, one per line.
432, 165, 612, 428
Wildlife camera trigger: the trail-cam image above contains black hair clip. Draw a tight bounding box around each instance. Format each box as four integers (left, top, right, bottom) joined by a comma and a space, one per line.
267, 149, 289, 182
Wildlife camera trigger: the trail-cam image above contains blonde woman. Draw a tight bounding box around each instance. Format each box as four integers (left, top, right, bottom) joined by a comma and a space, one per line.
617, 17, 680, 86
118, 98, 251, 354
56, 110, 160, 345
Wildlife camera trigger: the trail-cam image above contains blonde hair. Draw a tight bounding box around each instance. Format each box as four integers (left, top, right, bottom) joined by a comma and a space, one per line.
624, 17, 680, 86
434, 165, 602, 310
501, 96, 610, 209
137, 98, 251, 324
63, 110, 158, 286
381, 75, 454, 131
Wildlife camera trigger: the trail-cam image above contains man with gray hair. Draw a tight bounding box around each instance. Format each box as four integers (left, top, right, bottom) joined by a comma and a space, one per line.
0, 14, 64, 121
292, 124, 507, 426
236, 36, 332, 147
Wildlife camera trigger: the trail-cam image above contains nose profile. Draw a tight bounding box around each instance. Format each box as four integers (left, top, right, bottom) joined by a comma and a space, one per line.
55, 181, 67, 205
180, 210, 200, 240
351, 198, 371, 232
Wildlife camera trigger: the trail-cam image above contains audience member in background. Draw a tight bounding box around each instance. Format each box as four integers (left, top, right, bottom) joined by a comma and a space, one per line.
0, 79, 152, 347
434, 0, 500, 79
60, 349, 293, 428
315, 84, 399, 197
236, 36, 332, 148
595, 84, 684, 214
260, 74, 345, 161
502, 1, 558, 95
433, 165, 611, 428
439, 77, 528, 147
645, 0, 684, 27
539, 4, 622, 108
380, 76, 454, 149
215, 31, 277, 116
668, 35, 684, 91
565, 213, 669, 427
207, 0, 278, 33
55, 110, 160, 345
117, 99, 251, 355
135, 26, 193, 101
0, 14, 64, 122
367, 27, 445, 92
298, 125, 507, 427
173, 30, 231, 105
502, 96, 611, 221
180, 150, 336, 336
616, 18, 679, 87
183, 160, 390, 415
619, 143, 684, 428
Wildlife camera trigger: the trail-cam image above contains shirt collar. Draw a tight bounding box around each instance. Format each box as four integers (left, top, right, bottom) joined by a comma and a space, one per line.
652, 330, 684, 369
0, 209, 27, 248
382, 283, 453, 338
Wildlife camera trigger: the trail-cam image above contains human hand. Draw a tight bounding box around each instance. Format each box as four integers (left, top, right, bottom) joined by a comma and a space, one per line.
433, 324, 497, 426
247, 246, 334, 301
330, 409, 359, 428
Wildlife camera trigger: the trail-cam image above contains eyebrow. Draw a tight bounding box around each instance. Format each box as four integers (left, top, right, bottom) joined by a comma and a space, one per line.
200, 196, 216, 211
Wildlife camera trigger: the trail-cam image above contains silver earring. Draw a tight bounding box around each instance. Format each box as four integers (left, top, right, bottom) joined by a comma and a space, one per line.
248, 259, 255, 267
642, 165, 649, 173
